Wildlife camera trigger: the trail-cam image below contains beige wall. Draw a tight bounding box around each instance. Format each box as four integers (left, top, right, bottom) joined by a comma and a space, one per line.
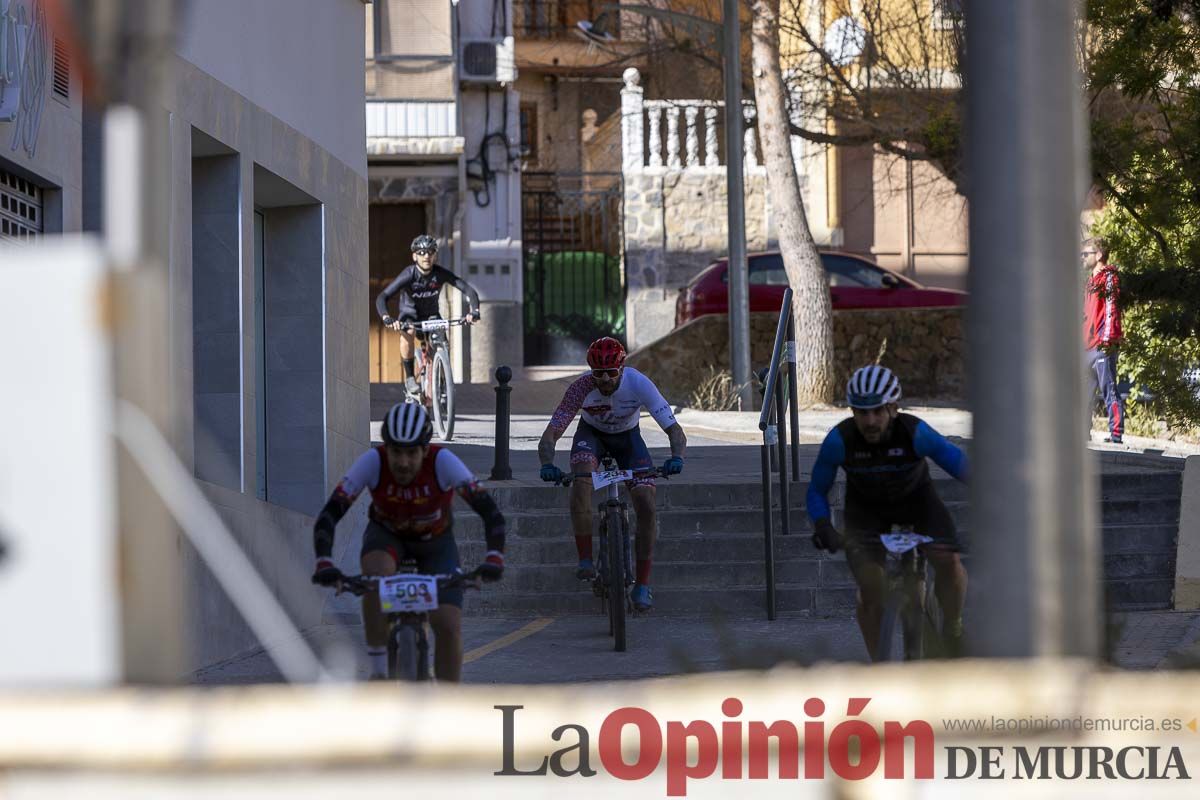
839, 143, 968, 290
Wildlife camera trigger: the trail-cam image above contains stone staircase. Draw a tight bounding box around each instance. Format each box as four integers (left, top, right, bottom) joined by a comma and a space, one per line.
449, 469, 1182, 616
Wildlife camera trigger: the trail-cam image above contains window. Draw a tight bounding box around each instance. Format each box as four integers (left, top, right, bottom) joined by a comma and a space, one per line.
825, 255, 890, 288
931, 0, 964, 30
519, 103, 539, 161
0, 166, 43, 242
749, 254, 789, 286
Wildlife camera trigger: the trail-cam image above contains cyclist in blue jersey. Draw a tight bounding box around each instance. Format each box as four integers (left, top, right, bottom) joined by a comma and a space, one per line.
806, 365, 969, 658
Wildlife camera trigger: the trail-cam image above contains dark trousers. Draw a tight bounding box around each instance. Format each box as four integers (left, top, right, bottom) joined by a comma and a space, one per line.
1087, 347, 1124, 438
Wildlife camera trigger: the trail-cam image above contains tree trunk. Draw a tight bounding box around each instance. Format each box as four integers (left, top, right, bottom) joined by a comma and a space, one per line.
750, 0, 837, 405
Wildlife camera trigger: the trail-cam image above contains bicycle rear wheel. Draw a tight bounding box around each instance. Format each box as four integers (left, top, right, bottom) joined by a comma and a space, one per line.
606, 504, 627, 652
430, 346, 455, 441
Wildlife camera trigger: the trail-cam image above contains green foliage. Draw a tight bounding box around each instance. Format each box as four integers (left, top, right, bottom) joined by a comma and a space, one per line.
1086, 1, 1200, 429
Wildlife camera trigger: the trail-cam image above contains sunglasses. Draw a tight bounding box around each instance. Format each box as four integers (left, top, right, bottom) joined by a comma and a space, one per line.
413, 249, 435, 256
592, 368, 621, 378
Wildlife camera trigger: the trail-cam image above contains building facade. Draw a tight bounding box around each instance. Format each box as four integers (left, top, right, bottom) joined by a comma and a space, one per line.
4, 0, 370, 671
365, 0, 522, 383
0, 0, 81, 242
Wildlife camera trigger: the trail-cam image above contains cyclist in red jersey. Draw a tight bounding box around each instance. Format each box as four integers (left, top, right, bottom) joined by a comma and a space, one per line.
311, 402, 505, 681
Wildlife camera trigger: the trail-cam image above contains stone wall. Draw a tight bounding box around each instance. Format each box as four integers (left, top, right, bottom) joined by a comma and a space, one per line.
626, 307, 965, 406
624, 170, 771, 349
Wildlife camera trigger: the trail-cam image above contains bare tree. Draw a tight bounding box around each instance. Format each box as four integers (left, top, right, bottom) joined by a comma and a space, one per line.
780, 0, 966, 195
751, 0, 837, 403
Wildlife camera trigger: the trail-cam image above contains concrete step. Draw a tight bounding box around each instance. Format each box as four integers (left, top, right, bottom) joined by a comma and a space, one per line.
457, 495, 1181, 539
458, 523, 1178, 567
464, 585, 836, 617
485, 472, 1182, 510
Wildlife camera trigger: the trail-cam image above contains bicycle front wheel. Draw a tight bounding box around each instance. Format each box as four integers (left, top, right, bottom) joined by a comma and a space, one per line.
606, 504, 627, 652
431, 346, 455, 441
874, 594, 901, 663
389, 624, 421, 681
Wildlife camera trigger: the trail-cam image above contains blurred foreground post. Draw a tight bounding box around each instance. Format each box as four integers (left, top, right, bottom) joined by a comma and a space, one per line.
965, 0, 1099, 656
95, 0, 186, 681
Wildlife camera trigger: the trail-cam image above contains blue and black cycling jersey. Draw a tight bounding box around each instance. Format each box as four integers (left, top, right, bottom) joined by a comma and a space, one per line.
806, 413, 968, 522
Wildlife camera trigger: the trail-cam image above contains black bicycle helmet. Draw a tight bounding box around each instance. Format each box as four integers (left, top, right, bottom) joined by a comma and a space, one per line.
411, 234, 439, 253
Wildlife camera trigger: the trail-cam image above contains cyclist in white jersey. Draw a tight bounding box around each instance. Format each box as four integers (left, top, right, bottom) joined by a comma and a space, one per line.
537, 337, 687, 611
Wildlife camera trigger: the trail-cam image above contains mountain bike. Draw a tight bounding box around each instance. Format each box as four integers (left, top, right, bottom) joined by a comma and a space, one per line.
401, 317, 467, 441
557, 457, 667, 653
336, 564, 481, 681
874, 528, 944, 662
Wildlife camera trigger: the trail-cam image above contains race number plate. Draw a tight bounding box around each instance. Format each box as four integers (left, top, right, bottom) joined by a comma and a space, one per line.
880, 532, 934, 554
420, 319, 450, 331
378, 574, 439, 613
591, 469, 633, 489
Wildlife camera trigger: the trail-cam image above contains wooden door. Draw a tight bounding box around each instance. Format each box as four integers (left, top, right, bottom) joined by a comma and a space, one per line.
369, 203, 427, 382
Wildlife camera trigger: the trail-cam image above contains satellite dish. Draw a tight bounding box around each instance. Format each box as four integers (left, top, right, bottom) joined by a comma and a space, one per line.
824, 16, 867, 67
576, 17, 617, 46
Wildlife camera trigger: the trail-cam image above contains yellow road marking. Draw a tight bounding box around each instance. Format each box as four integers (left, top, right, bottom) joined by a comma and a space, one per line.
464, 617, 557, 664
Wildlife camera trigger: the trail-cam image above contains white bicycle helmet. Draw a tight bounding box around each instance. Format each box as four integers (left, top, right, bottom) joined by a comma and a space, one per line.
846, 365, 902, 409
382, 401, 432, 446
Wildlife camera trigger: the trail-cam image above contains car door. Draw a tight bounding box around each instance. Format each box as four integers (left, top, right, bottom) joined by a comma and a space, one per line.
823, 254, 922, 309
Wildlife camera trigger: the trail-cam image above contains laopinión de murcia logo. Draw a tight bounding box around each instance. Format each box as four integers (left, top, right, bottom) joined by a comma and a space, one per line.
495, 699, 1192, 795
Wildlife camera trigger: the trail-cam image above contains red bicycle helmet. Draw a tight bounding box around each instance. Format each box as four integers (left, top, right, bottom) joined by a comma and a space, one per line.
586, 337, 626, 370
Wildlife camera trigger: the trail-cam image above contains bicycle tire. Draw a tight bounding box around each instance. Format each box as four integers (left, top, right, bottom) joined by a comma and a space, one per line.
607, 503, 627, 652
389, 624, 421, 681
416, 625, 432, 681
431, 346, 455, 441
874, 595, 901, 662
597, 517, 613, 634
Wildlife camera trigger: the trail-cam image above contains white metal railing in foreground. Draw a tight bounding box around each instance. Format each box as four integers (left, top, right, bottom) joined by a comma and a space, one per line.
1, 660, 1198, 797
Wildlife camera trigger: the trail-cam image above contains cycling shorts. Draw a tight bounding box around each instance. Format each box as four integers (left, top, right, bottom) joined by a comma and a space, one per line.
570, 421, 656, 488
841, 482, 962, 568
361, 521, 464, 608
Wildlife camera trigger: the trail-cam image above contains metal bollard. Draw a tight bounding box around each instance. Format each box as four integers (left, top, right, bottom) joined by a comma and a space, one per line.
490, 366, 513, 481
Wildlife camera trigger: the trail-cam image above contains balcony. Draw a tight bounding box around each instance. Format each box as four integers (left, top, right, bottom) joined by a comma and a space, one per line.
365, 100, 463, 158
514, 0, 619, 39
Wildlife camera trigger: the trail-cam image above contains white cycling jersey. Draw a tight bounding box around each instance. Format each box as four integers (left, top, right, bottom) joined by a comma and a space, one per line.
548, 367, 677, 435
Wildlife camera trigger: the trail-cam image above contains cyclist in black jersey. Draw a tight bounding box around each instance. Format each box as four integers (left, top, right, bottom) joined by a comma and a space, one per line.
806, 365, 970, 659
376, 235, 482, 394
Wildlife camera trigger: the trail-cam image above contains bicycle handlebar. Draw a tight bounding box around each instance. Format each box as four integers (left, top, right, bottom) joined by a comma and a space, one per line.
399, 317, 470, 334
331, 567, 483, 597
553, 467, 669, 488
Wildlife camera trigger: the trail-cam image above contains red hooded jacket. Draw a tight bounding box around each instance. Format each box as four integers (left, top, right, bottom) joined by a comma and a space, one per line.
1084, 265, 1122, 350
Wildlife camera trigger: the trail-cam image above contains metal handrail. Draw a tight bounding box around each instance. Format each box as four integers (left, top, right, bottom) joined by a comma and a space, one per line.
758, 288, 794, 431
758, 289, 801, 621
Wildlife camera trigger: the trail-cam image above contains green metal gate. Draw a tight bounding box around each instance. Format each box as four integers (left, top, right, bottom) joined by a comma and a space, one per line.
522, 172, 625, 365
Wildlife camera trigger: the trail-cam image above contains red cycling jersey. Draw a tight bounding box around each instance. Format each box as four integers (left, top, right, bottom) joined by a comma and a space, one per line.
331, 444, 472, 538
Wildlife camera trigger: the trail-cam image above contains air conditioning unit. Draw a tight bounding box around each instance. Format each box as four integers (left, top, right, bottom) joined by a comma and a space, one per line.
460, 36, 516, 85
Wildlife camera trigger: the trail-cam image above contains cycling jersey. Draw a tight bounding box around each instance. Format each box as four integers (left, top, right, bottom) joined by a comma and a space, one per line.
335, 444, 474, 538
549, 367, 677, 435
806, 413, 967, 522
375, 264, 481, 322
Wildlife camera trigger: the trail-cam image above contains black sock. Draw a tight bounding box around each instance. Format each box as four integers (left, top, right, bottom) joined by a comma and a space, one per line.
403, 358, 415, 377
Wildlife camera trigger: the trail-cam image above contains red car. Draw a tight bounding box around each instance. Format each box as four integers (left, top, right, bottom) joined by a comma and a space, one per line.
674, 250, 967, 327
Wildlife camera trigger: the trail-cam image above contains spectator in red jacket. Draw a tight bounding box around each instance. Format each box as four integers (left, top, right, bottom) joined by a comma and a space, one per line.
1083, 237, 1124, 443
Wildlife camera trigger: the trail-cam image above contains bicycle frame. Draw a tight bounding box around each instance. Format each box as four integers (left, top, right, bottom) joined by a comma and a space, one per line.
874, 530, 940, 662
558, 457, 666, 652
338, 567, 480, 681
